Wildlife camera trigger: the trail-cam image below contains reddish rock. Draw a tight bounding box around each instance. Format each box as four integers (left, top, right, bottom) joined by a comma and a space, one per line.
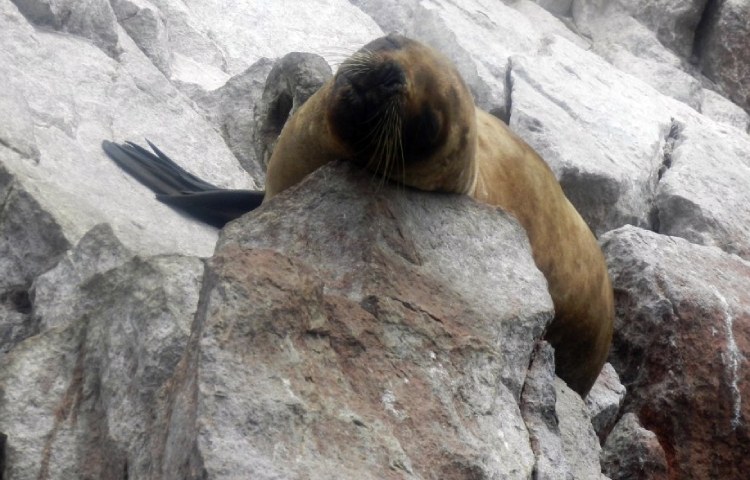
163, 162, 560, 478
602, 226, 750, 479
601, 413, 668, 480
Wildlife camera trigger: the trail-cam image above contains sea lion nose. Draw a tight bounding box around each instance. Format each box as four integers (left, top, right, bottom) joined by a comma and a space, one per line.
341, 61, 405, 104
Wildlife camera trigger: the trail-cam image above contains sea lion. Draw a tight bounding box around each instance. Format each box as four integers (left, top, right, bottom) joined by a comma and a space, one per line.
103, 34, 613, 396
264, 33, 614, 396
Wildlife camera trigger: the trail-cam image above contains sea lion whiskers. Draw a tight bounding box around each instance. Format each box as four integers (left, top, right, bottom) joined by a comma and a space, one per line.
338, 49, 379, 75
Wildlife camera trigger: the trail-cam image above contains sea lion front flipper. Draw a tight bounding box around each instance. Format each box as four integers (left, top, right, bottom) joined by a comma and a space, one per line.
102, 140, 265, 228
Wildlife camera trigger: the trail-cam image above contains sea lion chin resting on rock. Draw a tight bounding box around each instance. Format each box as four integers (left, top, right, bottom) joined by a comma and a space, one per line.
103, 33, 614, 396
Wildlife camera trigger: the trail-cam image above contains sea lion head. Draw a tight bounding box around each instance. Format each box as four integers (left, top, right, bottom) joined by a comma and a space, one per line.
326, 34, 478, 193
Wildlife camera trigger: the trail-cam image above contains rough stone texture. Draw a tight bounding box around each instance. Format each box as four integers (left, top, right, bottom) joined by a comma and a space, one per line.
572, 0, 708, 57
521, 342, 573, 480
530, 0, 574, 16
509, 36, 668, 235
586, 363, 627, 441
600, 413, 668, 480
654, 115, 750, 260
171, 163, 554, 478
137, 0, 382, 91
0, 224, 203, 480
111, 0, 172, 76
10, 0, 121, 56
253, 53, 333, 171
191, 58, 276, 183
602, 226, 750, 479
2, 0, 750, 477
695, 0, 750, 113
556, 378, 607, 479
0, 0, 253, 261
701, 88, 750, 133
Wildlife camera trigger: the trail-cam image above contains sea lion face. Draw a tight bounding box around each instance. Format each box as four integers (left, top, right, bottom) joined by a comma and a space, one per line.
326, 34, 478, 193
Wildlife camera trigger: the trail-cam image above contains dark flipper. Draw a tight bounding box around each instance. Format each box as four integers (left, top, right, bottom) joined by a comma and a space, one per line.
102, 140, 265, 228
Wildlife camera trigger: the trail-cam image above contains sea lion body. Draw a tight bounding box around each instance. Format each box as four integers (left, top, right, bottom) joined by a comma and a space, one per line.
263, 34, 614, 396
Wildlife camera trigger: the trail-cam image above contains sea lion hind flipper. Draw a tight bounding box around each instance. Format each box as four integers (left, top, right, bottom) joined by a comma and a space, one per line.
103, 140, 208, 195
120, 140, 220, 192
103, 139, 265, 228
155, 190, 265, 228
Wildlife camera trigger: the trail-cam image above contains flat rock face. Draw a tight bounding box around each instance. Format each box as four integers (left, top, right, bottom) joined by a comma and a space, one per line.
602, 226, 750, 480
1, 0, 750, 478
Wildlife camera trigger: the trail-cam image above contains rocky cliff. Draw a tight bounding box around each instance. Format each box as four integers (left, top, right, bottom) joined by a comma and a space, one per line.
0, 0, 748, 479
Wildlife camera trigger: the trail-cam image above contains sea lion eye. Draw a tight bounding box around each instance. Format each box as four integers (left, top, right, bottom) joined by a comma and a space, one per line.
402, 105, 442, 161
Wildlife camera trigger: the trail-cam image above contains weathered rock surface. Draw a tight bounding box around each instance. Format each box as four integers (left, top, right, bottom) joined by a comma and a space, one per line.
602, 226, 750, 479
2, 0, 750, 477
586, 363, 627, 441
0, 224, 203, 479
252, 53, 332, 172
695, 0, 750, 113
166, 163, 589, 478
600, 413, 669, 480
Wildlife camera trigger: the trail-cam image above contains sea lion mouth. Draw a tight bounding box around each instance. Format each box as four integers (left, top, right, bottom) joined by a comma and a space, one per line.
328, 54, 407, 171
332, 59, 406, 118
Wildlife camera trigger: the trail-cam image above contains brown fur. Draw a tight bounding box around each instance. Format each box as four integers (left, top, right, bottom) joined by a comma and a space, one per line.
265, 34, 614, 396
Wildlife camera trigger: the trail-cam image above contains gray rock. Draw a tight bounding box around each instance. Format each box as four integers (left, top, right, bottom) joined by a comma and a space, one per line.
111, 0, 172, 76
521, 342, 574, 480
577, 8, 704, 109
144, 0, 381, 86
508, 36, 668, 234
31, 224, 133, 331
654, 115, 750, 260
169, 162, 555, 478
600, 413, 668, 480
10, 0, 121, 56
602, 225, 750, 479
530, 0, 574, 17
0, 224, 204, 479
0, 164, 70, 296
572, 0, 708, 57
701, 89, 750, 133
253, 53, 332, 171
0, 0, 253, 260
585, 363, 626, 441
695, 0, 750, 112
556, 378, 608, 479
192, 58, 276, 182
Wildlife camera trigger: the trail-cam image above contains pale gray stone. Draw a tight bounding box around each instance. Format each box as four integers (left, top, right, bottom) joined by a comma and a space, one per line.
529, 0, 574, 16
655, 116, 750, 260
112, 0, 172, 76
521, 342, 574, 480
586, 363, 626, 440
0, 1, 253, 260
701, 88, 750, 133
0, 225, 204, 479
556, 378, 608, 479
10, 0, 121, 56
191, 58, 276, 183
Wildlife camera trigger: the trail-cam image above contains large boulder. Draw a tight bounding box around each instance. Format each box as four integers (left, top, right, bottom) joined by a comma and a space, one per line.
602, 226, 750, 479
